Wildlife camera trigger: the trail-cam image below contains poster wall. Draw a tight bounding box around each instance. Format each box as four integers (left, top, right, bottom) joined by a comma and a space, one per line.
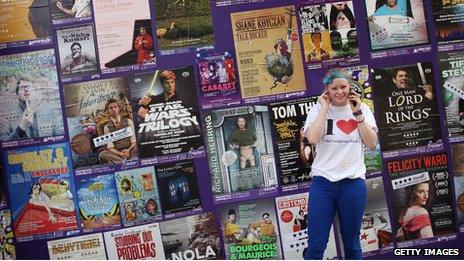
1, 0, 464, 259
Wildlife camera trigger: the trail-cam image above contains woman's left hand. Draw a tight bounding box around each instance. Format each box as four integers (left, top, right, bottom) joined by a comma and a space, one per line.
349, 90, 361, 112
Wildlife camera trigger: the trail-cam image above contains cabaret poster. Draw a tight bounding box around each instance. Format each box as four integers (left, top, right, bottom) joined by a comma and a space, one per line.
196, 50, 242, 109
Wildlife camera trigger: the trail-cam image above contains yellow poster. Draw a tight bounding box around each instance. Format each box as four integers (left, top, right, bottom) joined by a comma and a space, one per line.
231, 6, 307, 99
0, 0, 51, 44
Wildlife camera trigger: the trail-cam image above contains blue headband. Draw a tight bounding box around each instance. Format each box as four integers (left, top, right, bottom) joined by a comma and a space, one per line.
322, 69, 351, 86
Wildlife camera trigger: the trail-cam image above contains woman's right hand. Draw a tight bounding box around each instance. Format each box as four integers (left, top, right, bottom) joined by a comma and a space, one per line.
318, 91, 330, 108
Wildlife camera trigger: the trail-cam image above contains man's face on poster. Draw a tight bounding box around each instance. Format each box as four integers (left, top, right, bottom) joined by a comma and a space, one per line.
163, 78, 176, 96
237, 117, 246, 129
107, 102, 120, 118
17, 79, 33, 102
71, 44, 82, 58
312, 33, 322, 46
393, 70, 409, 89
387, 0, 398, 7
140, 27, 147, 35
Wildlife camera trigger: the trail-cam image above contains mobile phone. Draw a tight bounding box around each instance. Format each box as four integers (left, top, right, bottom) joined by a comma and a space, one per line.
350, 99, 357, 107
350, 88, 357, 107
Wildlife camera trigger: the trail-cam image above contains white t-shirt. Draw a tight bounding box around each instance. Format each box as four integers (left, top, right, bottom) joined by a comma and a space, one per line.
303, 103, 377, 182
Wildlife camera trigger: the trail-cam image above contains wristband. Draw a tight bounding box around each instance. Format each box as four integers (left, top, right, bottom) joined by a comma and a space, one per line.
352, 110, 363, 117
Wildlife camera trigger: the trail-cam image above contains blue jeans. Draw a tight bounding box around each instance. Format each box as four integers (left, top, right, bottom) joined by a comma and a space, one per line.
304, 176, 366, 260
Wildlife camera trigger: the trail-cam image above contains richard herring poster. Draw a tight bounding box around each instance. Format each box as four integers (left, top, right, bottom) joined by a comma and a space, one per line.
2, 0, 464, 260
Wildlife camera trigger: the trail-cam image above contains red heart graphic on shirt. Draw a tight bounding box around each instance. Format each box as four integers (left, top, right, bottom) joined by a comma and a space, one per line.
336, 119, 358, 135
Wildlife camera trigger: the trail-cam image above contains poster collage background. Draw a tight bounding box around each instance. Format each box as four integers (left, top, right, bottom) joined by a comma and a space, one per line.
1, 0, 464, 259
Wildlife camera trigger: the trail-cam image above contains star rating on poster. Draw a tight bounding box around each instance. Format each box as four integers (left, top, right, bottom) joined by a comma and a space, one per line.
288, 230, 308, 253
405, 140, 418, 146
392, 172, 430, 190
79, 250, 98, 258
404, 132, 419, 138
55, 251, 98, 260
372, 28, 387, 37
393, 176, 414, 187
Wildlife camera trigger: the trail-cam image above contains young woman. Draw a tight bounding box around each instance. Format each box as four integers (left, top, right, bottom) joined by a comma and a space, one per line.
396, 181, 434, 240
303, 68, 378, 259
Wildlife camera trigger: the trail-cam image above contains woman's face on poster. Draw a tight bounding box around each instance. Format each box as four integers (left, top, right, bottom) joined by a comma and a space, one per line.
32, 184, 41, 196
413, 183, 429, 206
